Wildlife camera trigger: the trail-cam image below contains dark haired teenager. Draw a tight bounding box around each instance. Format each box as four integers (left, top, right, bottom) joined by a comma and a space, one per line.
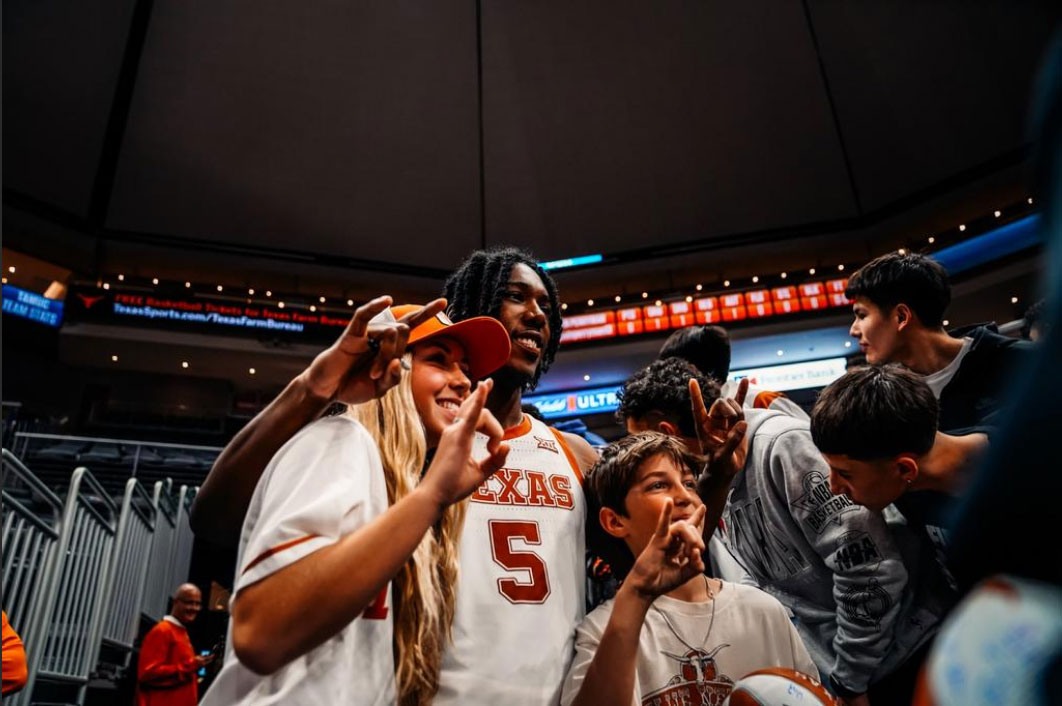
191, 248, 598, 704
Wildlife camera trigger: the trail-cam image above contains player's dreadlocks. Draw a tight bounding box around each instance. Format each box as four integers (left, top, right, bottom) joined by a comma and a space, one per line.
442, 247, 563, 390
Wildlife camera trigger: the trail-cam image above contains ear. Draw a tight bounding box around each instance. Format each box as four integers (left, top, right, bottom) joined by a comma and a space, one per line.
657, 420, 680, 438
599, 506, 630, 540
894, 303, 914, 332
896, 454, 919, 484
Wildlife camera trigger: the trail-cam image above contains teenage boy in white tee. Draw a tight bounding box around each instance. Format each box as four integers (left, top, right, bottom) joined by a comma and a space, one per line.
562, 433, 817, 706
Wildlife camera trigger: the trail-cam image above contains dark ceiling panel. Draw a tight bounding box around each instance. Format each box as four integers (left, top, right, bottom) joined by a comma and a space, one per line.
809, 1, 1060, 212
107, 0, 480, 269
481, 1, 857, 260
2, 0, 138, 216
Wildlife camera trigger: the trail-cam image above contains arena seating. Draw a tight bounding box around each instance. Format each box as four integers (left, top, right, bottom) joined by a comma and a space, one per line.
2, 448, 198, 706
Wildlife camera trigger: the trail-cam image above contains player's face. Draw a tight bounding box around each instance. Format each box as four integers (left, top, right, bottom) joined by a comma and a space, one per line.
410, 337, 472, 448
849, 297, 902, 364
822, 453, 906, 512
497, 263, 552, 380
173, 590, 202, 625
619, 454, 702, 556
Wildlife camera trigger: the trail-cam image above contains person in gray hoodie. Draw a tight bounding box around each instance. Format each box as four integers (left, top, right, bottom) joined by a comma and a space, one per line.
619, 358, 953, 706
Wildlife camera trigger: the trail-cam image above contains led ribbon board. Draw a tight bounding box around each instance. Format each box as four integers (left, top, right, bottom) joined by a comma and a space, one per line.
728, 357, 847, 392
524, 385, 623, 420
2, 284, 64, 327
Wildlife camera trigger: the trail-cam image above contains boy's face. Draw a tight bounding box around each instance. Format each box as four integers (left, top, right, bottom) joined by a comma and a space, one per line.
497, 263, 552, 381
849, 296, 902, 364
602, 453, 703, 556
821, 453, 912, 512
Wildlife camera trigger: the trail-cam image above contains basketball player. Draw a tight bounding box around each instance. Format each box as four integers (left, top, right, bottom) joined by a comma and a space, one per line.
191, 247, 598, 703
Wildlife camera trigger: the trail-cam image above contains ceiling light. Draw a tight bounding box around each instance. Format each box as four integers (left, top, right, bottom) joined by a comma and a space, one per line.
7, 266, 15, 274
347, 299, 354, 306
696, 284, 703, 291
780, 272, 787, 279
265, 290, 272, 297
927, 237, 935, 244
217, 285, 223, 291
117, 274, 124, 281
111, 355, 119, 362
994, 210, 1001, 218
319, 296, 326, 303
587, 299, 594, 306
152, 277, 159, 285
809, 268, 816, 275
642, 292, 648, 299
181, 361, 189, 369
655, 300, 662, 306
724, 280, 731, 287
249, 368, 256, 375
278, 301, 285, 308
1, 278, 6, 284
248, 288, 255, 295
185, 281, 191, 288
837, 264, 845, 271
898, 249, 906, 255
614, 295, 622, 302
943, 320, 949, 327
844, 341, 852, 348
752, 276, 759, 283
561, 303, 568, 310
310, 305, 317, 312
583, 375, 591, 381
103, 283, 110, 290
776, 350, 784, 356
959, 224, 966, 232
1028, 197, 1034, 204
1011, 296, 1019, 304
685, 296, 693, 302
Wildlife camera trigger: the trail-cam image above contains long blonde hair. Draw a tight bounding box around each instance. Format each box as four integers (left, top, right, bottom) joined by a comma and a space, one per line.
348, 357, 466, 705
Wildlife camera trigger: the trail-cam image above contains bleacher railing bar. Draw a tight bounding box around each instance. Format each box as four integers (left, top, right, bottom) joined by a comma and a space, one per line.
1, 447, 198, 705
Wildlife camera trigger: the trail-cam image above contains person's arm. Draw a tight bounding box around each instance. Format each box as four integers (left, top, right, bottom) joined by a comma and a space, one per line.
190, 297, 446, 544
770, 431, 907, 702
232, 380, 508, 675
1, 612, 27, 695
569, 502, 706, 706
138, 625, 196, 687
691, 377, 749, 545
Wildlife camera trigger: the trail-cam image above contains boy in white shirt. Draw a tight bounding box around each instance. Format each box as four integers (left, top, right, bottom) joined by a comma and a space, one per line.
562, 432, 817, 706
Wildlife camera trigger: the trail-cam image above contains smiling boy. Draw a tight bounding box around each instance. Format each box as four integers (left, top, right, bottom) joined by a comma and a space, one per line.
561, 433, 816, 706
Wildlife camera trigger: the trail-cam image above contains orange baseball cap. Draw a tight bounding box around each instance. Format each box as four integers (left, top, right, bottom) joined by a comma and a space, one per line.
375, 304, 512, 380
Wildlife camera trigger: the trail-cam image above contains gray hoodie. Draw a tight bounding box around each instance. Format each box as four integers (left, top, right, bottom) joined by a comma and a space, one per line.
720, 409, 953, 694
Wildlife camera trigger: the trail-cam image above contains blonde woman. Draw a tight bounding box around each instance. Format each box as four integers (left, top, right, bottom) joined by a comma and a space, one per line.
201, 306, 512, 706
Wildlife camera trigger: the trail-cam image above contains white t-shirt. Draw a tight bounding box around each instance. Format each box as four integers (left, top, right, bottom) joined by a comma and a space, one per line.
560, 582, 817, 706
921, 337, 973, 399
721, 380, 809, 421
201, 416, 396, 706
435, 415, 586, 706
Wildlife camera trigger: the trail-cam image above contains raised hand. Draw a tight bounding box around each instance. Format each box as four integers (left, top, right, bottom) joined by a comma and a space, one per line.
690, 377, 749, 494
421, 379, 510, 508
626, 501, 707, 599
300, 296, 447, 405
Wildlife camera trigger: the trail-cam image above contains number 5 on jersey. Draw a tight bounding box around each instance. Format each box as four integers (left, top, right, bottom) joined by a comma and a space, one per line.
489, 520, 551, 604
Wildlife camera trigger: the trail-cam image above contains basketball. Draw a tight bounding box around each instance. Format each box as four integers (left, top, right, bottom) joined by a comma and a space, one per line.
725, 668, 840, 706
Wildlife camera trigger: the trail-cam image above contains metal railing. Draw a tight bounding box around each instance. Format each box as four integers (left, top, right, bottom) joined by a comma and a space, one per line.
2, 449, 65, 706
96, 478, 158, 665
141, 481, 180, 621
167, 485, 198, 605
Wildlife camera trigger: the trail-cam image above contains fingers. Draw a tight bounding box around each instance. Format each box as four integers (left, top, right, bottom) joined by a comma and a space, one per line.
369, 327, 401, 379
689, 504, 707, 532
714, 420, 748, 465
690, 378, 710, 427
396, 298, 447, 330
733, 377, 750, 407
671, 519, 705, 553
346, 296, 393, 340
654, 498, 674, 539
455, 379, 492, 433
475, 407, 506, 454
477, 442, 510, 479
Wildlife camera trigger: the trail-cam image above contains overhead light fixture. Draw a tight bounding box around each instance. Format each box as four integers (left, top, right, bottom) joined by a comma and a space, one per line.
111, 355, 119, 362
319, 296, 326, 303
217, 285, 224, 292
959, 224, 966, 232
655, 300, 662, 306
265, 290, 272, 297
723, 280, 731, 287
185, 281, 191, 288
696, 284, 703, 291
642, 292, 648, 299
685, 296, 693, 303
103, 283, 111, 290
1011, 296, 1019, 304
614, 295, 621, 302
1, 277, 6, 284
809, 268, 816, 275
587, 299, 594, 306
248, 288, 255, 295
249, 368, 256, 375
898, 249, 906, 255
278, 301, 285, 308
837, 264, 845, 271
181, 361, 189, 369
7, 266, 15, 274
943, 319, 949, 327
561, 303, 568, 310
583, 375, 591, 382
117, 274, 125, 281
1028, 197, 1034, 204
927, 237, 935, 244
780, 272, 787, 279
152, 278, 159, 285
994, 210, 1001, 218
347, 299, 354, 306
752, 276, 759, 283
310, 305, 317, 312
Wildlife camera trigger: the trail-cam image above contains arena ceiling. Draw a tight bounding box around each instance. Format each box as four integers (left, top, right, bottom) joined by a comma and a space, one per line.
4, 1, 1060, 302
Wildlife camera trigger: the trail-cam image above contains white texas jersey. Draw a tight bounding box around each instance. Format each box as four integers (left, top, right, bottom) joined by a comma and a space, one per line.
435, 415, 587, 705
721, 380, 808, 420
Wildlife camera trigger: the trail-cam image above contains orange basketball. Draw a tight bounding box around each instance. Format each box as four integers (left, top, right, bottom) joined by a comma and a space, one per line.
725, 668, 839, 706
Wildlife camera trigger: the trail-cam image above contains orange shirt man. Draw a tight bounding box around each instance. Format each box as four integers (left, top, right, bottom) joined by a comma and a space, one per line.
137, 584, 209, 706
2, 611, 28, 695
